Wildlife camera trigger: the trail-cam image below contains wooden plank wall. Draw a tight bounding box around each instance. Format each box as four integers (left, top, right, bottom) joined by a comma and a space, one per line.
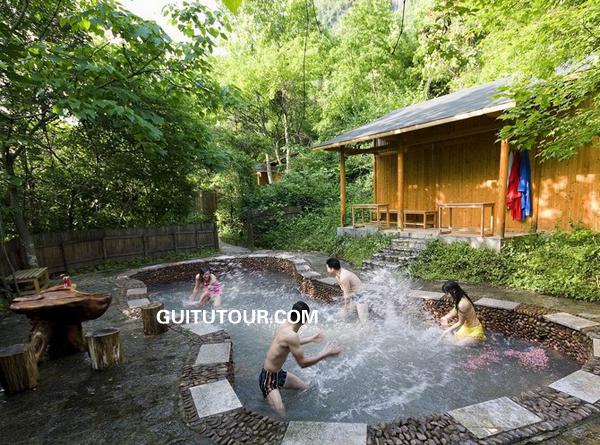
0, 223, 219, 276
534, 144, 600, 231
375, 133, 600, 232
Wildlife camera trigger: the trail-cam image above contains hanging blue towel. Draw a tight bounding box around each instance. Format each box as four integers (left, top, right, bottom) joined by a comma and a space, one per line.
518, 150, 532, 220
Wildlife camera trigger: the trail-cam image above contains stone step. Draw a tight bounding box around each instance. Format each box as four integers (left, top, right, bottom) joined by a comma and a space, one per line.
391, 239, 429, 250
361, 260, 402, 271
380, 247, 418, 255
372, 253, 418, 263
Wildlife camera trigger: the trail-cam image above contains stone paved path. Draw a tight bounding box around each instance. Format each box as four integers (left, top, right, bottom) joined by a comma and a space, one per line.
1, 245, 599, 444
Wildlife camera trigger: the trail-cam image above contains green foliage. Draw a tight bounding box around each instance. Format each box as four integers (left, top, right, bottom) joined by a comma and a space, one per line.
1, 0, 228, 236
409, 229, 600, 301
254, 208, 391, 267
501, 228, 600, 300
416, 0, 600, 160
409, 240, 513, 285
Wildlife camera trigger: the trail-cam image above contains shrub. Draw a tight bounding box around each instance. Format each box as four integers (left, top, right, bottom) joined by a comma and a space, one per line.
409, 228, 600, 301
408, 240, 512, 285
254, 208, 391, 267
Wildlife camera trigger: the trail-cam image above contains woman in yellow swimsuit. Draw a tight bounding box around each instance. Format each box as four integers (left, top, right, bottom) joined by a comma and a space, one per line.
439, 281, 486, 345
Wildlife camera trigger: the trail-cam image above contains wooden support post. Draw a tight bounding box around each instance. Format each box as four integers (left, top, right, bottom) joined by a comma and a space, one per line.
0, 343, 38, 394
86, 328, 122, 371
373, 154, 378, 202
340, 151, 347, 227
396, 148, 405, 229
530, 148, 542, 233
495, 139, 510, 238
141, 302, 168, 335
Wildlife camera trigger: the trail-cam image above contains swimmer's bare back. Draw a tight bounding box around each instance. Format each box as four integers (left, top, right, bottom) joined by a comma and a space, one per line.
263, 324, 295, 372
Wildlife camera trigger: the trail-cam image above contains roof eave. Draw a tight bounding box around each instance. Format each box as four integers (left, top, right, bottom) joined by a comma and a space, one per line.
313, 101, 516, 151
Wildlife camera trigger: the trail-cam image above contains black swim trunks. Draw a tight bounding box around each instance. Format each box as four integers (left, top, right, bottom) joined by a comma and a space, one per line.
258, 368, 287, 398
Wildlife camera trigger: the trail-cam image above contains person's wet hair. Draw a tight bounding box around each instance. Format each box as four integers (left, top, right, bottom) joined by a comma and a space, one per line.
326, 258, 341, 270
291, 300, 310, 324
442, 281, 473, 311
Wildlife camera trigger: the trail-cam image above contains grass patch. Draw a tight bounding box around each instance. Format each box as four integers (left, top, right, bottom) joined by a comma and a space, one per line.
409, 228, 600, 301
253, 208, 392, 267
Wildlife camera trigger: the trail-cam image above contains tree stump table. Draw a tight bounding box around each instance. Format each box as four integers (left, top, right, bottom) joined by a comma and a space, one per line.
9, 285, 111, 361
0, 343, 38, 393
141, 302, 168, 335
86, 328, 122, 370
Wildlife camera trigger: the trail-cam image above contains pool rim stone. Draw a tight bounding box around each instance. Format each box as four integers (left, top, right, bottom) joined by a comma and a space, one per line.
448, 396, 543, 439
117, 252, 600, 445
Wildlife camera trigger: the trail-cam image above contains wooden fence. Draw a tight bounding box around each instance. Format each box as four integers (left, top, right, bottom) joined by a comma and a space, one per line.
0, 223, 219, 276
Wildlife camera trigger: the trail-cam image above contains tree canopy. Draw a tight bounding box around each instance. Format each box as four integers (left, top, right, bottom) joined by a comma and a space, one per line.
1, 0, 598, 264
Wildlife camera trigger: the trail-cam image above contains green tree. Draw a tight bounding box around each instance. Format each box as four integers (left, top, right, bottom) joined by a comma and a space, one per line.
416, 0, 600, 160
0, 0, 226, 265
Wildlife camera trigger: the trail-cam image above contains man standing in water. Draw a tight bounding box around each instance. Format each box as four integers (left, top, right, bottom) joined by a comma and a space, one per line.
259, 301, 342, 417
325, 258, 368, 322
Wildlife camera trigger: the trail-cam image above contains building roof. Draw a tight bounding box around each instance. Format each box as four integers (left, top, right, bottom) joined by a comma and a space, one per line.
314, 78, 515, 150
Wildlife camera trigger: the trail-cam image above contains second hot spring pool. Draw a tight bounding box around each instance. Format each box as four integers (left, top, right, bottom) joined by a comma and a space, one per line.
149, 269, 578, 423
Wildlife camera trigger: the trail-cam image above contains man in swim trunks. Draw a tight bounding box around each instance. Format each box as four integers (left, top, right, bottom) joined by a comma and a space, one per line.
259, 300, 342, 417
325, 258, 368, 322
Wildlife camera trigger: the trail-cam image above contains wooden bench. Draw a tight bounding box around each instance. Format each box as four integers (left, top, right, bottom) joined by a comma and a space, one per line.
4, 268, 49, 295
438, 202, 495, 237
351, 204, 390, 229
403, 210, 437, 228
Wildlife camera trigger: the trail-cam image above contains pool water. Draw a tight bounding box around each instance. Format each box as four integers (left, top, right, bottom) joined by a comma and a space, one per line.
150, 268, 579, 423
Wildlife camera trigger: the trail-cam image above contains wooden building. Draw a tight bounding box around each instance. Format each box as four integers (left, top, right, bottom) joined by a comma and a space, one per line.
315, 79, 599, 239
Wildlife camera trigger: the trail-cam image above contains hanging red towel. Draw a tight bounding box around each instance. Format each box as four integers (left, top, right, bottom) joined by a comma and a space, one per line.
506, 151, 522, 220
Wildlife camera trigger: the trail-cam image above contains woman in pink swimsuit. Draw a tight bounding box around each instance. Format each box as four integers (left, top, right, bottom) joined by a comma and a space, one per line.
190, 267, 222, 306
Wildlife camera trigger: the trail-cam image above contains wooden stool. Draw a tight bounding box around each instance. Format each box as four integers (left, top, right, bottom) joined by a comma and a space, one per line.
86, 328, 122, 370
141, 302, 168, 336
0, 343, 39, 393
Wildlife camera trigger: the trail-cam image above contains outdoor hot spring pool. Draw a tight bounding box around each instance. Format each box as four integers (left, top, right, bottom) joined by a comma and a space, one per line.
149, 269, 578, 423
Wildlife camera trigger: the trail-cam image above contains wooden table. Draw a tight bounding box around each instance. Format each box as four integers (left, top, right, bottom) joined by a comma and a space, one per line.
438, 203, 495, 237
404, 210, 437, 228
351, 204, 390, 229
10, 285, 111, 361
4, 267, 49, 295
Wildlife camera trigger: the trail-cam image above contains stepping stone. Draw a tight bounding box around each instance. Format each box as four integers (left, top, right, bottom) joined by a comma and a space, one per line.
578, 312, 600, 321
126, 287, 147, 296
292, 258, 309, 265
475, 297, 520, 311
211, 255, 236, 261
408, 290, 443, 300
549, 370, 600, 404
194, 342, 231, 366
282, 421, 366, 445
276, 253, 295, 259
543, 312, 600, 332
189, 380, 241, 419
295, 264, 311, 272
449, 397, 542, 439
127, 298, 150, 308
593, 336, 600, 358
299, 271, 320, 279
183, 322, 222, 337
316, 277, 337, 286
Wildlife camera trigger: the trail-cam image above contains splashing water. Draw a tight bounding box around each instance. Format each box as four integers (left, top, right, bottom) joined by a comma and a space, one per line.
151, 267, 578, 422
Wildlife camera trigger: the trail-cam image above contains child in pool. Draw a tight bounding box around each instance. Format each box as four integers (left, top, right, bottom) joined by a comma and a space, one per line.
439, 281, 486, 346
190, 267, 222, 306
